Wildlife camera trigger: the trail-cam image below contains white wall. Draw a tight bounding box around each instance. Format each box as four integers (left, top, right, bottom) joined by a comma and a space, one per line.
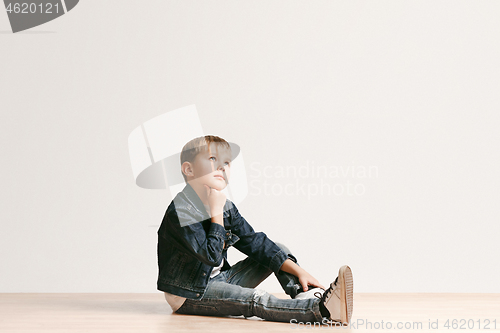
1, 0, 499, 293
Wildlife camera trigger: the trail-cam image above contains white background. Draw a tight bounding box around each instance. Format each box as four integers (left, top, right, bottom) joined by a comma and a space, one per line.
1, 1, 499, 293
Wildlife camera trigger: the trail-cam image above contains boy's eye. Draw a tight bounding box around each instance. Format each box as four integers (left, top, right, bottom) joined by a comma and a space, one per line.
209, 156, 230, 166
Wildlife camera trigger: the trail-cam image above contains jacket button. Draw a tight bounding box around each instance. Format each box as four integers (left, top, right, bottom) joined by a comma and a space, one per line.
196, 293, 200, 297
202, 272, 206, 276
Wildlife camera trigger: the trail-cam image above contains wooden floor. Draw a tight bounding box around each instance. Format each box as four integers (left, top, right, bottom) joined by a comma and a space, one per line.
1, 293, 499, 332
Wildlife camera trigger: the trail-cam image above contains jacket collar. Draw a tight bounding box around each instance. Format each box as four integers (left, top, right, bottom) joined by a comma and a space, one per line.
181, 182, 209, 216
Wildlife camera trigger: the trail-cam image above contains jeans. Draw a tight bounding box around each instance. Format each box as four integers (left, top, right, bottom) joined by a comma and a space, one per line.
175, 243, 324, 323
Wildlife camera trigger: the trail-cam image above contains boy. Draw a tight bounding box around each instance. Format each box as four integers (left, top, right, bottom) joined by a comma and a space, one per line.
157, 135, 353, 324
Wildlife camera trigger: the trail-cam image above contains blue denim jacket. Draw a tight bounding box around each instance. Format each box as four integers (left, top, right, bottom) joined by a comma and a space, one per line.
157, 183, 289, 300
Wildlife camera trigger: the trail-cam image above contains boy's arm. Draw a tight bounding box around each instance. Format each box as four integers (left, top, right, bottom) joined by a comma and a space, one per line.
210, 212, 225, 249
162, 207, 226, 267
280, 258, 326, 291
229, 203, 289, 275
228, 203, 325, 291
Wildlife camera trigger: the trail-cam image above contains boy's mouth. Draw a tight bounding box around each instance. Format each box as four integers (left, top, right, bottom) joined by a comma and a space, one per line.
214, 175, 225, 180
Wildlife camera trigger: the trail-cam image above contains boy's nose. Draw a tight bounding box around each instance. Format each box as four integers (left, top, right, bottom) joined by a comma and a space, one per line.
211, 162, 224, 171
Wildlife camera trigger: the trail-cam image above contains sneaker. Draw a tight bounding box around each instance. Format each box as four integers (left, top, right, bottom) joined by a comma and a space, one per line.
294, 287, 325, 299
315, 265, 353, 325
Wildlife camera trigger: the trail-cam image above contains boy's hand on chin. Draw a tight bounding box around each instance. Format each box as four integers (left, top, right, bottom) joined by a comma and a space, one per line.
204, 184, 226, 216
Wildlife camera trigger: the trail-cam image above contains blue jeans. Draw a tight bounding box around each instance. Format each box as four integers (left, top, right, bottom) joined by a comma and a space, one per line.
175, 243, 324, 323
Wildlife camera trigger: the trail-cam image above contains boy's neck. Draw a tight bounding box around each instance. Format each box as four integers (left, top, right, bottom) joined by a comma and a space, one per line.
187, 181, 209, 206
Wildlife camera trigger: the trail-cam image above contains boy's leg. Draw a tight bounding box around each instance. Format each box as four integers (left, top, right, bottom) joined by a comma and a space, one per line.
175, 272, 324, 323
225, 242, 305, 299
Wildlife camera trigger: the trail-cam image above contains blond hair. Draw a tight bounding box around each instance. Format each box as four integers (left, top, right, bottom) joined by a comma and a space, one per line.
180, 135, 231, 182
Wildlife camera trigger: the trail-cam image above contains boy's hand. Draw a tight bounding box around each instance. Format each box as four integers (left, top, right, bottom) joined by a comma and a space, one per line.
204, 184, 226, 217
297, 271, 326, 292
280, 259, 326, 291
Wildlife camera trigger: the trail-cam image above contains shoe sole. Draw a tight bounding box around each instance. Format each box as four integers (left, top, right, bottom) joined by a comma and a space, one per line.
338, 265, 353, 325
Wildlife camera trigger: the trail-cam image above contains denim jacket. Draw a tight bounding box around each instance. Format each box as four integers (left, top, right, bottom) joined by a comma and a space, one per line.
157, 183, 289, 300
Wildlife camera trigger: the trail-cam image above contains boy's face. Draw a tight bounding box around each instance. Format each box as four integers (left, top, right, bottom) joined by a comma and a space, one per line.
187, 143, 232, 191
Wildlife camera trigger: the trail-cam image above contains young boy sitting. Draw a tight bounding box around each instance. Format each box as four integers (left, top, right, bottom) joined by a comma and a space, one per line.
157, 135, 353, 324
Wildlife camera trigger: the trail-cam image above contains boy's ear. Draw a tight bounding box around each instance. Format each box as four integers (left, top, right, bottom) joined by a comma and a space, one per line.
181, 161, 193, 178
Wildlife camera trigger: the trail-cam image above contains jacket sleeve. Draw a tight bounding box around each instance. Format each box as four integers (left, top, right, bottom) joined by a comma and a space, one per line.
163, 206, 226, 267
229, 202, 289, 275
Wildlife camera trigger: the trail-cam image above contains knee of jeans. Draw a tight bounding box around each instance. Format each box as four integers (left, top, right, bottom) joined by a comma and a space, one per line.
252, 288, 270, 304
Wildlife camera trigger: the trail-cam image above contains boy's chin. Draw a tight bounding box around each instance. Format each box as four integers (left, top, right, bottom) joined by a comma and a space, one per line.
205, 180, 227, 191
193, 178, 227, 191
208, 183, 226, 191
192, 178, 228, 191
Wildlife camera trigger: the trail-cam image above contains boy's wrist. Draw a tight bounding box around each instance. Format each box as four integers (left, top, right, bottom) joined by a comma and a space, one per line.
210, 208, 223, 217
280, 258, 306, 277
210, 213, 224, 226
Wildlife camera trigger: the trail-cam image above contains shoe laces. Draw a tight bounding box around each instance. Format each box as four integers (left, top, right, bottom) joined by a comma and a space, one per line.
314, 276, 338, 303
